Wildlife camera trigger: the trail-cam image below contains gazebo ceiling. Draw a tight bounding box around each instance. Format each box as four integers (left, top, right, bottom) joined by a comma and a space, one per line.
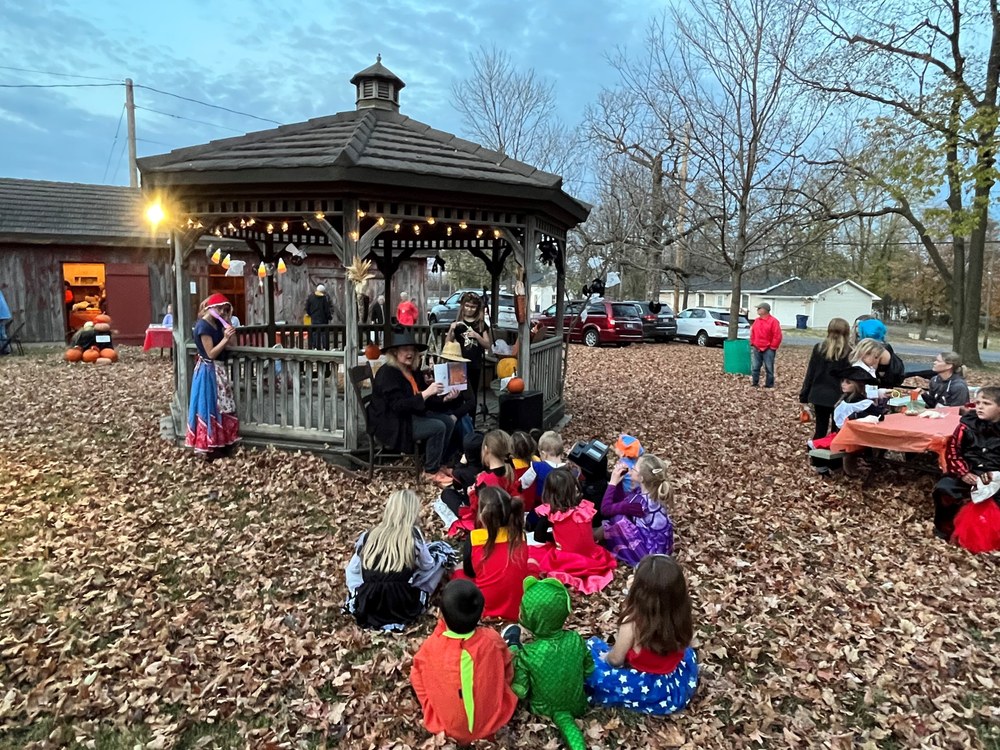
137, 61, 589, 229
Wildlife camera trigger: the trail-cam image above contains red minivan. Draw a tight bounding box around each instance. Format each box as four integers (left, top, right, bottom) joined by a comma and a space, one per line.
537, 300, 644, 347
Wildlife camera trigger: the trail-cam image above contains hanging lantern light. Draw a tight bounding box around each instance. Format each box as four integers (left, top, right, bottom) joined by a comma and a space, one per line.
277, 258, 287, 274
257, 262, 267, 279
211, 247, 222, 264
221, 254, 231, 270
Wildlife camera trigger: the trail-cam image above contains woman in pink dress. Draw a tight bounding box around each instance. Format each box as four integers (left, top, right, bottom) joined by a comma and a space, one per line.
531, 468, 616, 593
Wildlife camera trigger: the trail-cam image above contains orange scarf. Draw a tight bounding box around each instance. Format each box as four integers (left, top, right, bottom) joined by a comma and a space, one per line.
402, 368, 419, 395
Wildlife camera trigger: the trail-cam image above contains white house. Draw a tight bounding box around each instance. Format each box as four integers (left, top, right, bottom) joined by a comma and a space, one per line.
673, 277, 881, 329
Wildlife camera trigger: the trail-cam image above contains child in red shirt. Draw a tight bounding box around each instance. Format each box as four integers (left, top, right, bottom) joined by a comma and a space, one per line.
411, 579, 517, 743
448, 430, 519, 534
452, 486, 537, 621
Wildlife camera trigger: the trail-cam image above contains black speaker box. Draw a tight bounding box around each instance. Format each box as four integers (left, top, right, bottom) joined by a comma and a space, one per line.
568, 439, 610, 481
499, 390, 543, 433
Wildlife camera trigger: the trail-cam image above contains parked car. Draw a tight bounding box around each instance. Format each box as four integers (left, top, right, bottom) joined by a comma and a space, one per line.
536, 299, 644, 347
675, 307, 750, 346
627, 300, 677, 342
427, 289, 518, 329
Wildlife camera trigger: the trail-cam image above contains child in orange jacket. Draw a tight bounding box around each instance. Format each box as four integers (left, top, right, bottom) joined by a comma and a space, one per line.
411, 579, 518, 744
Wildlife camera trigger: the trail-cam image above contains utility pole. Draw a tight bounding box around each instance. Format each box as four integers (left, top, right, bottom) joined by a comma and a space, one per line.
984, 247, 995, 349
125, 78, 138, 188
672, 124, 691, 313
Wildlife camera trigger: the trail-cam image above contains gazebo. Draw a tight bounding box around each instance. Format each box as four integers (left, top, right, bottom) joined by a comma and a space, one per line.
138, 58, 590, 455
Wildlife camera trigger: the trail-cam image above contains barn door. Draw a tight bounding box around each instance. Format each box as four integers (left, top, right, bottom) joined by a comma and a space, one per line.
105, 263, 151, 345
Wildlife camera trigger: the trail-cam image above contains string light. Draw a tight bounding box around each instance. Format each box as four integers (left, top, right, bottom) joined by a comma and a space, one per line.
476, 229, 484, 238
240, 218, 247, 229
257, 262, 267, 279
211, 248, 222, 264
227, 222, 236, 232
459, 221, 468, 230
413, 225, 421, 235
277, 258, 287, 274
426, 217, 436, 225
213, 227, 223, 237
281, 221, 288, 232
357, 209, 366, 218
303, 221, 309, 229
222, 254, 231, 270
446, 226, 452, 236
247, 218, 255, 226
349, 230, 359, 241
493, 229, 501, 239
266, 223, 274, 233
377, 216, 385, 226
394, 223, 401, 233
315, 211, 325, 220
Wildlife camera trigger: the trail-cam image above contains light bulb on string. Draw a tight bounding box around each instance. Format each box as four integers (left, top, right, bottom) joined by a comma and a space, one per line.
446, 226, 452, 236
493, 229, 501, 239
394, 223, 401, 233
377, 216, 385, 226
281, 221, 288, 232
476, 229, 484, 238
266, 223, 274, 233
459, 221, 468, 230
315, 211, 325, 220
240, 218, 247, 229
227, 222, 236, 232
357, 209, 366, 218
247, 218, 255, 226
427, 217, 436, 225
413, 225, 421, 235
350, 230, 359, 241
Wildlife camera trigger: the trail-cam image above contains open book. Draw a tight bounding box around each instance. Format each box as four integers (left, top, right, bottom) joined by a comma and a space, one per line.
433, 362, 468, 392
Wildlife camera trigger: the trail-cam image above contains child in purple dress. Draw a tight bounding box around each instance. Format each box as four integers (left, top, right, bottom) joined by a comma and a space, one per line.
599, 454, 674, 566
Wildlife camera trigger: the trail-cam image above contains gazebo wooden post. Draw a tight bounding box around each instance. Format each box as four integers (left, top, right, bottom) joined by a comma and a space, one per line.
489, 241, 502, 331
554, 239, 567, 398
381, 244, 394, 334
265, 235, 277, 348
171, 228, 200, 439
343, 199, 361, 450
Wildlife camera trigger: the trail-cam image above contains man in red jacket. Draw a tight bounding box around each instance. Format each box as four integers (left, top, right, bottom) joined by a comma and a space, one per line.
749, 302, 782, 388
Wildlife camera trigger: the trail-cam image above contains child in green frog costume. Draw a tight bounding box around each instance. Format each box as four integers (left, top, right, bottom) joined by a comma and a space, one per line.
506, 576, 592, 750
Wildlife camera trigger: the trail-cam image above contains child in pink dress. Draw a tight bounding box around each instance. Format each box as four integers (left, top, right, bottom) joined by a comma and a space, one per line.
532, 468, 617, 593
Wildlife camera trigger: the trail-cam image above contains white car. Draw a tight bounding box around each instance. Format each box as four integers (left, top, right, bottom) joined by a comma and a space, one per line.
675, 307, 750, 346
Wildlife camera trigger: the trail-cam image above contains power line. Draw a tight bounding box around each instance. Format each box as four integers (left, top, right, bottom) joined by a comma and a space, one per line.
135, 105, 247, 134
102, 105, 126, 184
0, 82, 122, 89
0, 65, 120, 82
136, 137, 172, 147
133, 83, 282, 125
112, 138, 127, 184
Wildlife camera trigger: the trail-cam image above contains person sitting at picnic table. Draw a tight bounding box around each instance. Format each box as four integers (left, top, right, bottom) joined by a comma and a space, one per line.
853, 317, 905, 387
920, 351, 970, 408
367, 328, 458, 487
932, 386, 1000, 553
800, 317, 852, 474
808, 365, 888, 476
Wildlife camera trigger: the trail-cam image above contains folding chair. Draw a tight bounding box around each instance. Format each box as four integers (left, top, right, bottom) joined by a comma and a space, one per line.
0, 320, 23, 355
349, 363, 422, 480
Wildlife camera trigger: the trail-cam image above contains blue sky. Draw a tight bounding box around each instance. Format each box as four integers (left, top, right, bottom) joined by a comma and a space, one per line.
0, 0, 652, 196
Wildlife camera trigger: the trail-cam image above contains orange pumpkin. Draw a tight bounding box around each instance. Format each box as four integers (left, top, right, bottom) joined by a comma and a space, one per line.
100, 348, 118, 362
364, 342, 381, 360
94, 322, 111, 332
65, 347, 83, 362
507, 377, 525, 394
94, 314, 112, 325
82, 349, 100, 363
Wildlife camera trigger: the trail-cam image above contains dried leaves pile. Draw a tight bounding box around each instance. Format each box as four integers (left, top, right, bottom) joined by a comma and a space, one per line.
1, 345, 998, 749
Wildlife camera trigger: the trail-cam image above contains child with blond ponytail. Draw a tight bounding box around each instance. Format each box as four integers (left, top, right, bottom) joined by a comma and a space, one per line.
599, 454, 675, 566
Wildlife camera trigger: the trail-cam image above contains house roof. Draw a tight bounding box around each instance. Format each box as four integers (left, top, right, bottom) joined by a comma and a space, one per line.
137, 107, 589, 224
0, 178, 165, 246
687, 275, 880, 300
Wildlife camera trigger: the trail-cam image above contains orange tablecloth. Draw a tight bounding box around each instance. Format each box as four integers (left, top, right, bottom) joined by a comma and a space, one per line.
143, 327, 173, 351
830, 407, 961, 470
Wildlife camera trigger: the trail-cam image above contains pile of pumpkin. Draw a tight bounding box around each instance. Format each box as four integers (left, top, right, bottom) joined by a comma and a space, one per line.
64, 314, 118, 365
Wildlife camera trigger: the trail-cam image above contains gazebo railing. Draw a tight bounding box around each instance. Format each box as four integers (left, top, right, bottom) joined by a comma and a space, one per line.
528, 337, 564, 412
236, 323, 449, 351
187, 344, 347, 444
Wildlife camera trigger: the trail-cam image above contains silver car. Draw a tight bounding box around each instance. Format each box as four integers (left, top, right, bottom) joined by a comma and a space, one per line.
675, 307, 750, 346
427, 289, 518, 329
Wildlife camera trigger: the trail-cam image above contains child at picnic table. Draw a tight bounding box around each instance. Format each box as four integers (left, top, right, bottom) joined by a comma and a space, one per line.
586, 554, 699, 715
598, 454, 675, 566
531, 468, 617, 593
410, 579, 518, 744
932, 386, 1000, 553
344, 489, 455, 631
807, 365, 887, 451
452, 486, 538, 621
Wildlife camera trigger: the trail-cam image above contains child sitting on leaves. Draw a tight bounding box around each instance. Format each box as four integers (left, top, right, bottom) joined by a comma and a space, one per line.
519, 430, 567, 501
587, 554, 699, 716
599, 454, 675, 567
444, 430, 519, 534
613, 434, 644, 493
502, 577, 593, 750
411, 579, 517, 744
532, 468, 617, 594
452, 486, 537, 621
344, 489, 455, 631
511, 430, 539, 511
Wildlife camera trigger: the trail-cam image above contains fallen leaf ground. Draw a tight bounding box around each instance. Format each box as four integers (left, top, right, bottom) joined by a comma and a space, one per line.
1, 344, 998, 750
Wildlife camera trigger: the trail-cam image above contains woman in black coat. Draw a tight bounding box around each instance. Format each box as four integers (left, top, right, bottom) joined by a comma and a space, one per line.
367, 329, 458, 486
800, 317, 852, 443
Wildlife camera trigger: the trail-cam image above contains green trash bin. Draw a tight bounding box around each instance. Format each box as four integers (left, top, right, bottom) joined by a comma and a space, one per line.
723, 338, 752, 375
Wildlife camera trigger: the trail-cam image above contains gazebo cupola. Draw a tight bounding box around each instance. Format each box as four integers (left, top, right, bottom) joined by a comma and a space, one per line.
350, 55, 405, 112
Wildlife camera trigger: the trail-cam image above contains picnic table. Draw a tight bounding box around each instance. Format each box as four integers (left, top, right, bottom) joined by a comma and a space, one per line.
830, 406, 962, 471
143, 325, 173, 356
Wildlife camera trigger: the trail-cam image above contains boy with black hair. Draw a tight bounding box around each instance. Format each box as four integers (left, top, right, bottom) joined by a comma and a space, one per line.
932, 386, 1000, 545
410, 580, 517, 744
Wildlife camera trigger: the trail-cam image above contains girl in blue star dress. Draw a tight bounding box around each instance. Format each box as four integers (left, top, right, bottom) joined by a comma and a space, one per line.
586, 554, 698, 715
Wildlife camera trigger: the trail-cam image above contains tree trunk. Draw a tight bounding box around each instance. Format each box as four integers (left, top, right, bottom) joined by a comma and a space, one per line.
728, 266, 743, 340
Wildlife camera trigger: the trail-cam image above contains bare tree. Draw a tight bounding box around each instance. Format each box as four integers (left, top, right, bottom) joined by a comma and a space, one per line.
797, 0, 1000, 365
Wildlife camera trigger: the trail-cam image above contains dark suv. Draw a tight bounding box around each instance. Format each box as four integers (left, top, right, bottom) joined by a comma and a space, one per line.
536, 299, 644, 347
627, 301, 677, 342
